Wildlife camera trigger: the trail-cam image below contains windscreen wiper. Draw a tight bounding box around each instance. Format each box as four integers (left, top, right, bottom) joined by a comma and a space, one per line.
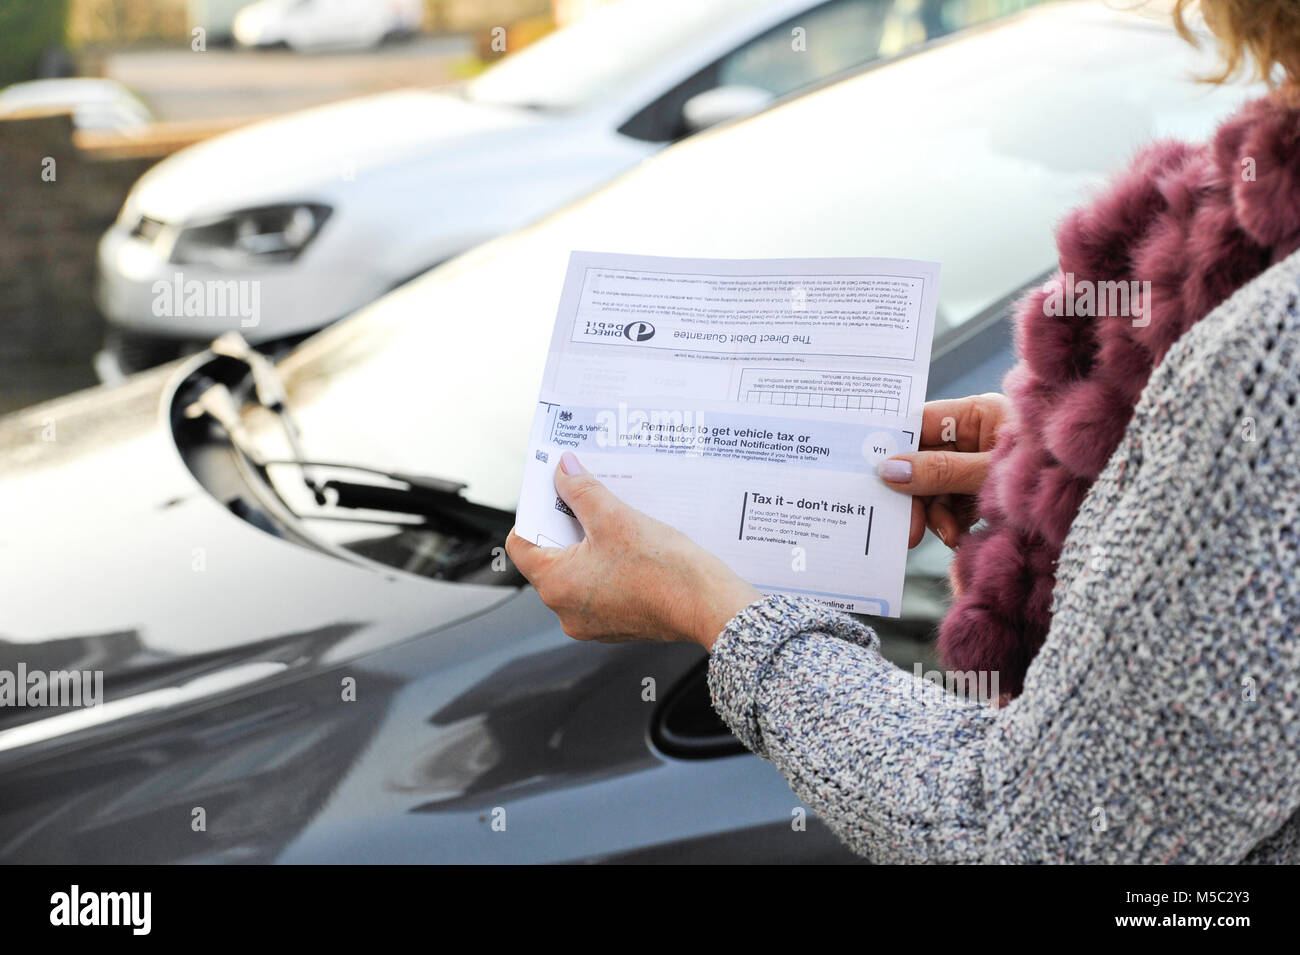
184, 352, 510, 546
203, 333, 485, 513
257, 458, 467, 499
305, 474, 512, 539
181, 381, 380, 563
185, 382, 492, 522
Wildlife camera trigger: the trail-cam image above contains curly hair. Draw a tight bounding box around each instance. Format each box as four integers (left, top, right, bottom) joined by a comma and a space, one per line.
1173, 0, 1300, 95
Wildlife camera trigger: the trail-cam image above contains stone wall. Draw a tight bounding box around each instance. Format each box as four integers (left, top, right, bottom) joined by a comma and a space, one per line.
0, 113, 158, 412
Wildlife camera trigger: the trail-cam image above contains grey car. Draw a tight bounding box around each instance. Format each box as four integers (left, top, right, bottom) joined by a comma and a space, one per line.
0, 1, 1260, 862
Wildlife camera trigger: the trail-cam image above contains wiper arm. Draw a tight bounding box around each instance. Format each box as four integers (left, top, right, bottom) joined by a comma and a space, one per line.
182, 382, 381, 561
186, 336, 510, 546
204, 333, 478, 510
208, 331, 316, 495
184, 378, 503, 541
185, 386, 479, 509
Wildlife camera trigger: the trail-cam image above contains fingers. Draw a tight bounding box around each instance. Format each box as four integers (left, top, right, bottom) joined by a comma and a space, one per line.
918, 393, 1008, 452
925, 496, 960, 548
504, 526, 552, 579
908, 496, 926, 549
553, 452, 622, 535
878, 448, 991, 497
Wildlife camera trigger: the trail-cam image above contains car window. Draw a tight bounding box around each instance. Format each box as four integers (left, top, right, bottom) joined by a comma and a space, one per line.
463, 0, 763, 112
621, 0, 914, 143
619, 0, 1051, 143
717, 0, 899, 98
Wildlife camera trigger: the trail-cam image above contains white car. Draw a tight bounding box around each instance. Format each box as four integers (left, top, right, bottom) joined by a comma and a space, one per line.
0, 78, 153, 132
232, 0, 424, 50
94, 0, 1038, 378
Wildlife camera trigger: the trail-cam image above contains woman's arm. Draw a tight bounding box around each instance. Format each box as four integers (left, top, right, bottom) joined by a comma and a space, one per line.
707, 260, 1300, 863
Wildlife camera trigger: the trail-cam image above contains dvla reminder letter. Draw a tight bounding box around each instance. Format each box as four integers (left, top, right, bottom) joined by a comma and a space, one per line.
515, 252, 940, 617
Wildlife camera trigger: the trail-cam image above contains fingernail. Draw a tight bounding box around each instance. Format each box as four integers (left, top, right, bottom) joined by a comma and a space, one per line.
560, 451, 585, 476
878, 459, 912, 483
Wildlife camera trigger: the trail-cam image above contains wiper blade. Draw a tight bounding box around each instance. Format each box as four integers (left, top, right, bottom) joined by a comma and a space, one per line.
258, 458, 466, 498
261, 458, 504, 536
318, 479, 511, 539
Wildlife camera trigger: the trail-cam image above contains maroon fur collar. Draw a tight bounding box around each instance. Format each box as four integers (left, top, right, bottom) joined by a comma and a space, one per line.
939, 92, 1300, 697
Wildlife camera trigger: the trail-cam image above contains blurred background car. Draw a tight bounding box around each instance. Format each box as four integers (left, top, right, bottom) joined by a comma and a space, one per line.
188, 0, 259, 45
232, 0, 425, 51
0, 1, 1257, 862
0, 77, 153, 131
93, 0, 1042, 380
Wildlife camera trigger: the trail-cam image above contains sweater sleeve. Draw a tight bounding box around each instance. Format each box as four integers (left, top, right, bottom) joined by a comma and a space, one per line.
708, 595, 998, 862
707, 253, 1300, 864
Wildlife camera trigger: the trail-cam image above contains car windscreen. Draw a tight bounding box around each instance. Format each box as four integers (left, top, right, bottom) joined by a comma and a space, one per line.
463, 0, 772, 111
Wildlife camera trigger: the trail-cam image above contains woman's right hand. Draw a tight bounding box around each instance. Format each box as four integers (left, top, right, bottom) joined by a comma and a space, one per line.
877, 393, 1009, 549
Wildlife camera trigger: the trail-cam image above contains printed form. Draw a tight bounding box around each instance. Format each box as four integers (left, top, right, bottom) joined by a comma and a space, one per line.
514, 251, 940, 617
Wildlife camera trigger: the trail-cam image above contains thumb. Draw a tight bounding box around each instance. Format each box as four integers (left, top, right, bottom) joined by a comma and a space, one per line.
554, 452, 621, 534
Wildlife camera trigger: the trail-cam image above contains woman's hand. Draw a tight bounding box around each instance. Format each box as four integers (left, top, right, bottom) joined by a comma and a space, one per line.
877, 393, 1008, 549
506, 452, 761, 651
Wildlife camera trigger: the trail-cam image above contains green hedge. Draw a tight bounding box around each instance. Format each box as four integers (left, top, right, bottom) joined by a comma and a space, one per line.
0, 0, 71, 87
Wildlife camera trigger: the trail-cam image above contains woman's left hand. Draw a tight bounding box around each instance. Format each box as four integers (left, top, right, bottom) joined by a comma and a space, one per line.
506, 452, 760, 651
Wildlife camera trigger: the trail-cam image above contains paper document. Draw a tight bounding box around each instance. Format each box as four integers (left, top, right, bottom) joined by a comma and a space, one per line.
515, 251, 940, 617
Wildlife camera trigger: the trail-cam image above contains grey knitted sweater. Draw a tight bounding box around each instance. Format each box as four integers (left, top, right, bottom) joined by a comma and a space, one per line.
707, 250, 1300, 864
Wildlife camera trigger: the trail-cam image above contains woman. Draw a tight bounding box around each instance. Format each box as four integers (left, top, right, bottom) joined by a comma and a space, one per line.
506, 0, 1300, 863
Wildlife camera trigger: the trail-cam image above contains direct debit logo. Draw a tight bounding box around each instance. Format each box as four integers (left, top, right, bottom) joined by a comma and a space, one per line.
623, 321, 655, 342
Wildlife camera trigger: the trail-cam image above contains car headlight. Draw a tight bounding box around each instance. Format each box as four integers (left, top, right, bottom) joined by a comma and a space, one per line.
170, 204, 332, 267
